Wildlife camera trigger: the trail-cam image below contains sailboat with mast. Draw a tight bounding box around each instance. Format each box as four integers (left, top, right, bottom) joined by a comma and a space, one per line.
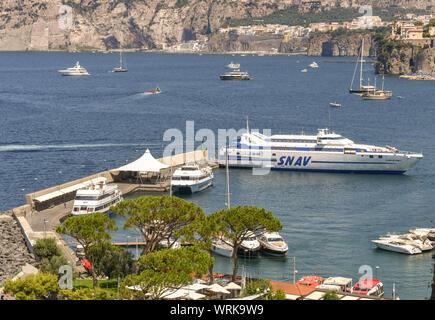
349, 38, 376, 95
112, 51, 128, 72
362, 74, 393, 100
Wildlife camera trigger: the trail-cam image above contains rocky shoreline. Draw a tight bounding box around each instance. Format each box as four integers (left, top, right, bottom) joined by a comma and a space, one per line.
0, 211, 38, 284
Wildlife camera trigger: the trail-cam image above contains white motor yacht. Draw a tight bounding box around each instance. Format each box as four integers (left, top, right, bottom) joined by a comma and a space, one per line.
58, 61, 90, 76
258, 231, 288, 255
171, 163, 213, 194
238, 231, 261, 255
71, 177, 123, 215
379, 233, 433, 251
371, 239, 422, 254
211, 237, 234, 257
309, 62, 319, 68
226, 62, 240, 69
409, 228, 435, 245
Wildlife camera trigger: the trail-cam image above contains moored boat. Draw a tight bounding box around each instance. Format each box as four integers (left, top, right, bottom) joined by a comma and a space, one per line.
371, 239, 422, 254
258, 231, 288, 255
218, 123, 423, 174
297, 275, 324, 287
71, 177, 123, 215
238, 231, 261, 255
171, 163, 213, 194
220, 69, 251, 80
226, 62, 240, 69
58, 61, 90, 76
348, 279, 384, 297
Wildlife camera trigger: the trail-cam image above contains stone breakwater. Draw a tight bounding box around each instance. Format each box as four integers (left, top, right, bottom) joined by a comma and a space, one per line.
0, 211, 38, 284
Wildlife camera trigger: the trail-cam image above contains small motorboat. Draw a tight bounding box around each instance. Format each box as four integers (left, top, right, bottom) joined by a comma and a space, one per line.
258, 231, 288, 255
146, 87, 162, 94
297, 275, 324, 287
301, 68, 308, 73
309, 62, 319, 68
238, 231, 261, 255
348, 279, 384, 297
329, 102, 342, 107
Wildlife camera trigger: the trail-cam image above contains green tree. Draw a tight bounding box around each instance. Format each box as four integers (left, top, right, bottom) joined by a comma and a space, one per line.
323, 290, 340, 300
121, 246, 213, 300
33, 238, 62, 259
56, 212, 117, 288
88, 241, 134, 279
3, 273, 59, 300
33, 238, 69, 276
209, 206, 282, 281
182, 214, 217, 283
241, 279, 285, 300
59, 287, 114, 300
111, 196, 205, 271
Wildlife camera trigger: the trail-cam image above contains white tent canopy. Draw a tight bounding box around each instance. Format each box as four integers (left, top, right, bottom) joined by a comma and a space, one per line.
112, 148, 169, 173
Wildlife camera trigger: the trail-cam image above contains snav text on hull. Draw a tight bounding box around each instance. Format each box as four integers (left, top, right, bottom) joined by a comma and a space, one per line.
218, 127, 423, 174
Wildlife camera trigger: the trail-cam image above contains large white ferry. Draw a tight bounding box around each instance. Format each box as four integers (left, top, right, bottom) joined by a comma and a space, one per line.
218, 127, 423, 174
71, 177, 123, 215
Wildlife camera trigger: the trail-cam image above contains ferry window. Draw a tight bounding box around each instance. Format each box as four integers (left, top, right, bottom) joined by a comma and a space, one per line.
80, 206, 87, 211
378, 155, 383, 158
369, 155, 374, 158
73, 207, 79, 211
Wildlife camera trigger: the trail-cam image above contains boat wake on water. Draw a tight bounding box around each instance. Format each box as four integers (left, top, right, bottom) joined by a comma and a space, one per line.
0, 143, 147, 152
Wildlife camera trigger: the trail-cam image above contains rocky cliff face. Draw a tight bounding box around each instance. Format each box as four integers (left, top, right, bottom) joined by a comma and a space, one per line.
375, 44, 435, 74
307, 33, 376, 57
0, 0, 294, 51
1, 0, 434, 52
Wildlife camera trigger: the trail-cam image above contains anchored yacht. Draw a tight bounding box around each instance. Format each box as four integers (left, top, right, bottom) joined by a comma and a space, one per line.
71, 178, 123, 215
371, 239, 422, 254
220, 69, 251, 80
218, 125, 423, 174
258, 231, 288, 255
58, 61, 90, 76
171, 163, 213, 194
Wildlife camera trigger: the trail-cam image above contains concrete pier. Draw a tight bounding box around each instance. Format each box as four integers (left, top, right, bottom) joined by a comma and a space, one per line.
8, 149, 216, 274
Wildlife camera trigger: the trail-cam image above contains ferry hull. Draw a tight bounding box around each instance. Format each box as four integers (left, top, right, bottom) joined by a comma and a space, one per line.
218, 151, 422, 174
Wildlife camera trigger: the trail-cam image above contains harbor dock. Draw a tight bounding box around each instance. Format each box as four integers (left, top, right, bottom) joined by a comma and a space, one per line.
9, 149, 216, 271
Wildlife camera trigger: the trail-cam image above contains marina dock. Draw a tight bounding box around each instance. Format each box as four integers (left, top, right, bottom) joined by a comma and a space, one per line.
10, 149, 216, 270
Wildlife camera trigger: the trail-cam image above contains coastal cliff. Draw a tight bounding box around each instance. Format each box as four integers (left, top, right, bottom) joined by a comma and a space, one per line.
1, 0, 434, 52
307, 32, 377, 57
374, 36, 435, 74
0, 0, 292, 51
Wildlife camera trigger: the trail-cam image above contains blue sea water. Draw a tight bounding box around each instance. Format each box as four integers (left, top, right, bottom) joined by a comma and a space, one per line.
0, 52, 434, 299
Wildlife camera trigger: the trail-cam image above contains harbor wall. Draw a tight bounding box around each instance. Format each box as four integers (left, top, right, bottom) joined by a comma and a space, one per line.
24, 149, 209, 212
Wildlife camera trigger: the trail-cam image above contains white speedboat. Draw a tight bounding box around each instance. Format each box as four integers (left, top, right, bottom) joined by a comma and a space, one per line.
371, 239, 422, 254
309, 62, 319, 68
171, 163, 213, 194
226, 62, 240, 69
71, 178, 123, 215
329, 102, 342, 107
301, 68, 308, 73
58, 61, 90, 76
211, 237, 234, 257
218, 124, 423, 174
379, 233, 433, 251
238, 231, 261, 255
258, 231, 288, 255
